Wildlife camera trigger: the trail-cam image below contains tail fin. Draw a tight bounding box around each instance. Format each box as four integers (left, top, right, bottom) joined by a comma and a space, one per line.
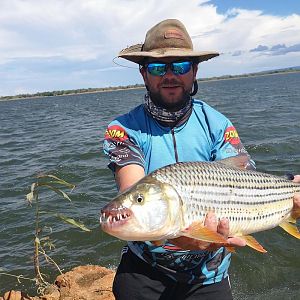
279, 221, 300, 239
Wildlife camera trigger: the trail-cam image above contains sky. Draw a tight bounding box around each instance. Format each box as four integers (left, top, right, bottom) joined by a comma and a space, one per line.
0, 0, 300, 96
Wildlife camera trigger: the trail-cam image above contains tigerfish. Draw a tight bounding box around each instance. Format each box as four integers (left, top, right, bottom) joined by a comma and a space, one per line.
100, 156, 300, 253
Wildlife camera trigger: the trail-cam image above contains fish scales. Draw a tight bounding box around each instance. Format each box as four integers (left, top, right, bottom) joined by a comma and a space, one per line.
152, 161, 299, 236
100, 159, 300, 250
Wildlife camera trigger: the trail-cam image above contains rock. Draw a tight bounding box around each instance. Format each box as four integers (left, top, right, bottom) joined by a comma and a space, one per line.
1, 290, 32, 300
38, 284, 60, 300
54, 265, 115, 300
1, 265, 115, 300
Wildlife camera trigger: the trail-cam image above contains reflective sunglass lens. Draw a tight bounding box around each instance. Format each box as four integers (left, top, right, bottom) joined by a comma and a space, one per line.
147, 63, 166, 76
172, 62, 192, 74
146, 61, 192, 76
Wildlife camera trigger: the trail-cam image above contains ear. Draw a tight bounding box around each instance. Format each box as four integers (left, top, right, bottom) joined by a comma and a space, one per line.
140, 65, 149, 84
139, 65, 146, 74
192, 63, 198, 80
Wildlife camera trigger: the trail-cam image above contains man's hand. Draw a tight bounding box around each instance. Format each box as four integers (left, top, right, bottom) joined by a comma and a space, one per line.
169, 212, 246, 251
292, 175, 300, 219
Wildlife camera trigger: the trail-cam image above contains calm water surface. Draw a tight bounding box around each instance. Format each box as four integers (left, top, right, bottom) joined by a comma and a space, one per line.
0, 72, 299, 299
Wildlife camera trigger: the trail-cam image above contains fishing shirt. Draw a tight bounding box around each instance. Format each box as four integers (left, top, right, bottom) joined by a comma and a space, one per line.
103, 98, 250, 285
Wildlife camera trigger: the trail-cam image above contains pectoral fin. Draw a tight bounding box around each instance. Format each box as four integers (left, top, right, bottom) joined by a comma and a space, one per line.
150, 240, 166, 246
182, 222, 227, 244
279, 221, 300, 239
224, 245, 236, 253
240, 235, 267, 253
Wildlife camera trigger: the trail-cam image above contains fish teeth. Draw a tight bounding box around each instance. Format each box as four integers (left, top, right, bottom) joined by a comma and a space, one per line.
104, 212, 129, 224
100, 207, 131, 226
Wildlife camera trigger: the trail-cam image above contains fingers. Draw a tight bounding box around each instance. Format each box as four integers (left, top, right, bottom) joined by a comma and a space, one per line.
204, 211, 218, 231
171, 212, 220, 251
206, 213, 246, 248
293, 192, 300, 206
204, 213, 229, 239
227, 237, 246, 247
292, 192, 300, 220
198, 212, 215, 250
217, 218, 229, 238
204, 213, 231, 251
216, 217, 246, 247
291, 176, 300, 218
292, 175, 300, 183
171, 212, 248, 251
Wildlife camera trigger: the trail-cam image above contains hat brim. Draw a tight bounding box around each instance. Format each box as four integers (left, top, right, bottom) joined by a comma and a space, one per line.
118, 44, 219, 64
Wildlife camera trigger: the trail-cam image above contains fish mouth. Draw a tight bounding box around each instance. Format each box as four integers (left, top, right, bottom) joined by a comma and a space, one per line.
100, 205, 132, 231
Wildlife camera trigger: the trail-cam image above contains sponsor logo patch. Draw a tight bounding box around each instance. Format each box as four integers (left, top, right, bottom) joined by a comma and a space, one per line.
105, 125, 128, 141
224, 126, 240, 145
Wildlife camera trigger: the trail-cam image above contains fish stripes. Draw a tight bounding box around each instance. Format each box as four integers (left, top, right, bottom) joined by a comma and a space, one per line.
152, 161, 300, 236
100, 158, 300, 252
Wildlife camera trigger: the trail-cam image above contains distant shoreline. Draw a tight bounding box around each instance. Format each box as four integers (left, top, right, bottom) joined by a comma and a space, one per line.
1, 68, 299, 102
197, 69, 300, 83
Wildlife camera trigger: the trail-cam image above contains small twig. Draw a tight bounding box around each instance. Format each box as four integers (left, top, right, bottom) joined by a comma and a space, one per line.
39, 249, 63, 275
94, 288, 113, 294
0, 272, 36, 284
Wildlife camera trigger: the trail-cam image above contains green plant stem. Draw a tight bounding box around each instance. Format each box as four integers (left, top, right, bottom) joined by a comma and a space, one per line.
33, 187, 47, 285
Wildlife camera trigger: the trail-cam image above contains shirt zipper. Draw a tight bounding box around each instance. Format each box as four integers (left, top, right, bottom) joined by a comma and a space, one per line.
171, 128, 179, 163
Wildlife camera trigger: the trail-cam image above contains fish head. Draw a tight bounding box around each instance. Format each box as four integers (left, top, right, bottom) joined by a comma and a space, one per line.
100, 176, 182, 241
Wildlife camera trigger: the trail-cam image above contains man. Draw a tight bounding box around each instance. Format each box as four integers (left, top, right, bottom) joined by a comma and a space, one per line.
103, 19, 300, 300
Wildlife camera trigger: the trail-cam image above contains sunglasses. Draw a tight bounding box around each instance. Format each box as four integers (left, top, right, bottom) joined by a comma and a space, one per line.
145, 61, 193, 76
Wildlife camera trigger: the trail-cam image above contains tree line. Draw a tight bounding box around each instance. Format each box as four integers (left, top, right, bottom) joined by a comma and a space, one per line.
1, 67, 299, 101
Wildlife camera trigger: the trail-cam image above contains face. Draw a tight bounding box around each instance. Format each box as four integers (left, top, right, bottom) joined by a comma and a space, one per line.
140, 57, 198, 111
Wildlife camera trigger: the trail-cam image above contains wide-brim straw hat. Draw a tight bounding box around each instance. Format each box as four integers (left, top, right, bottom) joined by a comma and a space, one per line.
118, 19, 219, 64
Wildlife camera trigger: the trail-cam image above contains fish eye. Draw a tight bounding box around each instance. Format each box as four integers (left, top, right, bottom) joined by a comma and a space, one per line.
135, 193, 144, 203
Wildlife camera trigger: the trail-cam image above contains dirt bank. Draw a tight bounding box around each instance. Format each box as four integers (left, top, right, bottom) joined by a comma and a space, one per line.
0, 265, 115, 300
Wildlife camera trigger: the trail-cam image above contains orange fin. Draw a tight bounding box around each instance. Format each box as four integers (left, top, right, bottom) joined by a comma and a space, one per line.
224, 245, 236, 253
240, 235, 267, 253
279, 221, 300, 239
216, 154, 255, 170
151, 240, 166, 246
287, 216, 296, 224
182, 222, 227, 244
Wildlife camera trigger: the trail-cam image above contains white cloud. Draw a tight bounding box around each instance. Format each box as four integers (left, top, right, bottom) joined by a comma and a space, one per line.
0, 0, 299, 96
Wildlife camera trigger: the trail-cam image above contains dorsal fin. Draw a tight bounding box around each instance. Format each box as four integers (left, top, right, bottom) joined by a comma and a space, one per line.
216, 154, 256, 170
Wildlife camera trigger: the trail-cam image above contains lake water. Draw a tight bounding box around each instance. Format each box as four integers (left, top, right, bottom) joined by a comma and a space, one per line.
0, 72, 299, 299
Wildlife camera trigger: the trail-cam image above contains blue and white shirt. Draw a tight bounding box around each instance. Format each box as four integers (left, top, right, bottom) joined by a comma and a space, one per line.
103, 99, 250, 285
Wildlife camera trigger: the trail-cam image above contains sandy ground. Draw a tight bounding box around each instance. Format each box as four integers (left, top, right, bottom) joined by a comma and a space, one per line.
0, 266, 115, 300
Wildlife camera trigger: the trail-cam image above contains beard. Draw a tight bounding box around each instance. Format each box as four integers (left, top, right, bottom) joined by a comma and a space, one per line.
148, 78, 192, 111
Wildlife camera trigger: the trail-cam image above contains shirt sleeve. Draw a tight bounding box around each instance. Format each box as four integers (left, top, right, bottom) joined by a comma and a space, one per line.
103, 123, 145, 172
211, 120, 256, 170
